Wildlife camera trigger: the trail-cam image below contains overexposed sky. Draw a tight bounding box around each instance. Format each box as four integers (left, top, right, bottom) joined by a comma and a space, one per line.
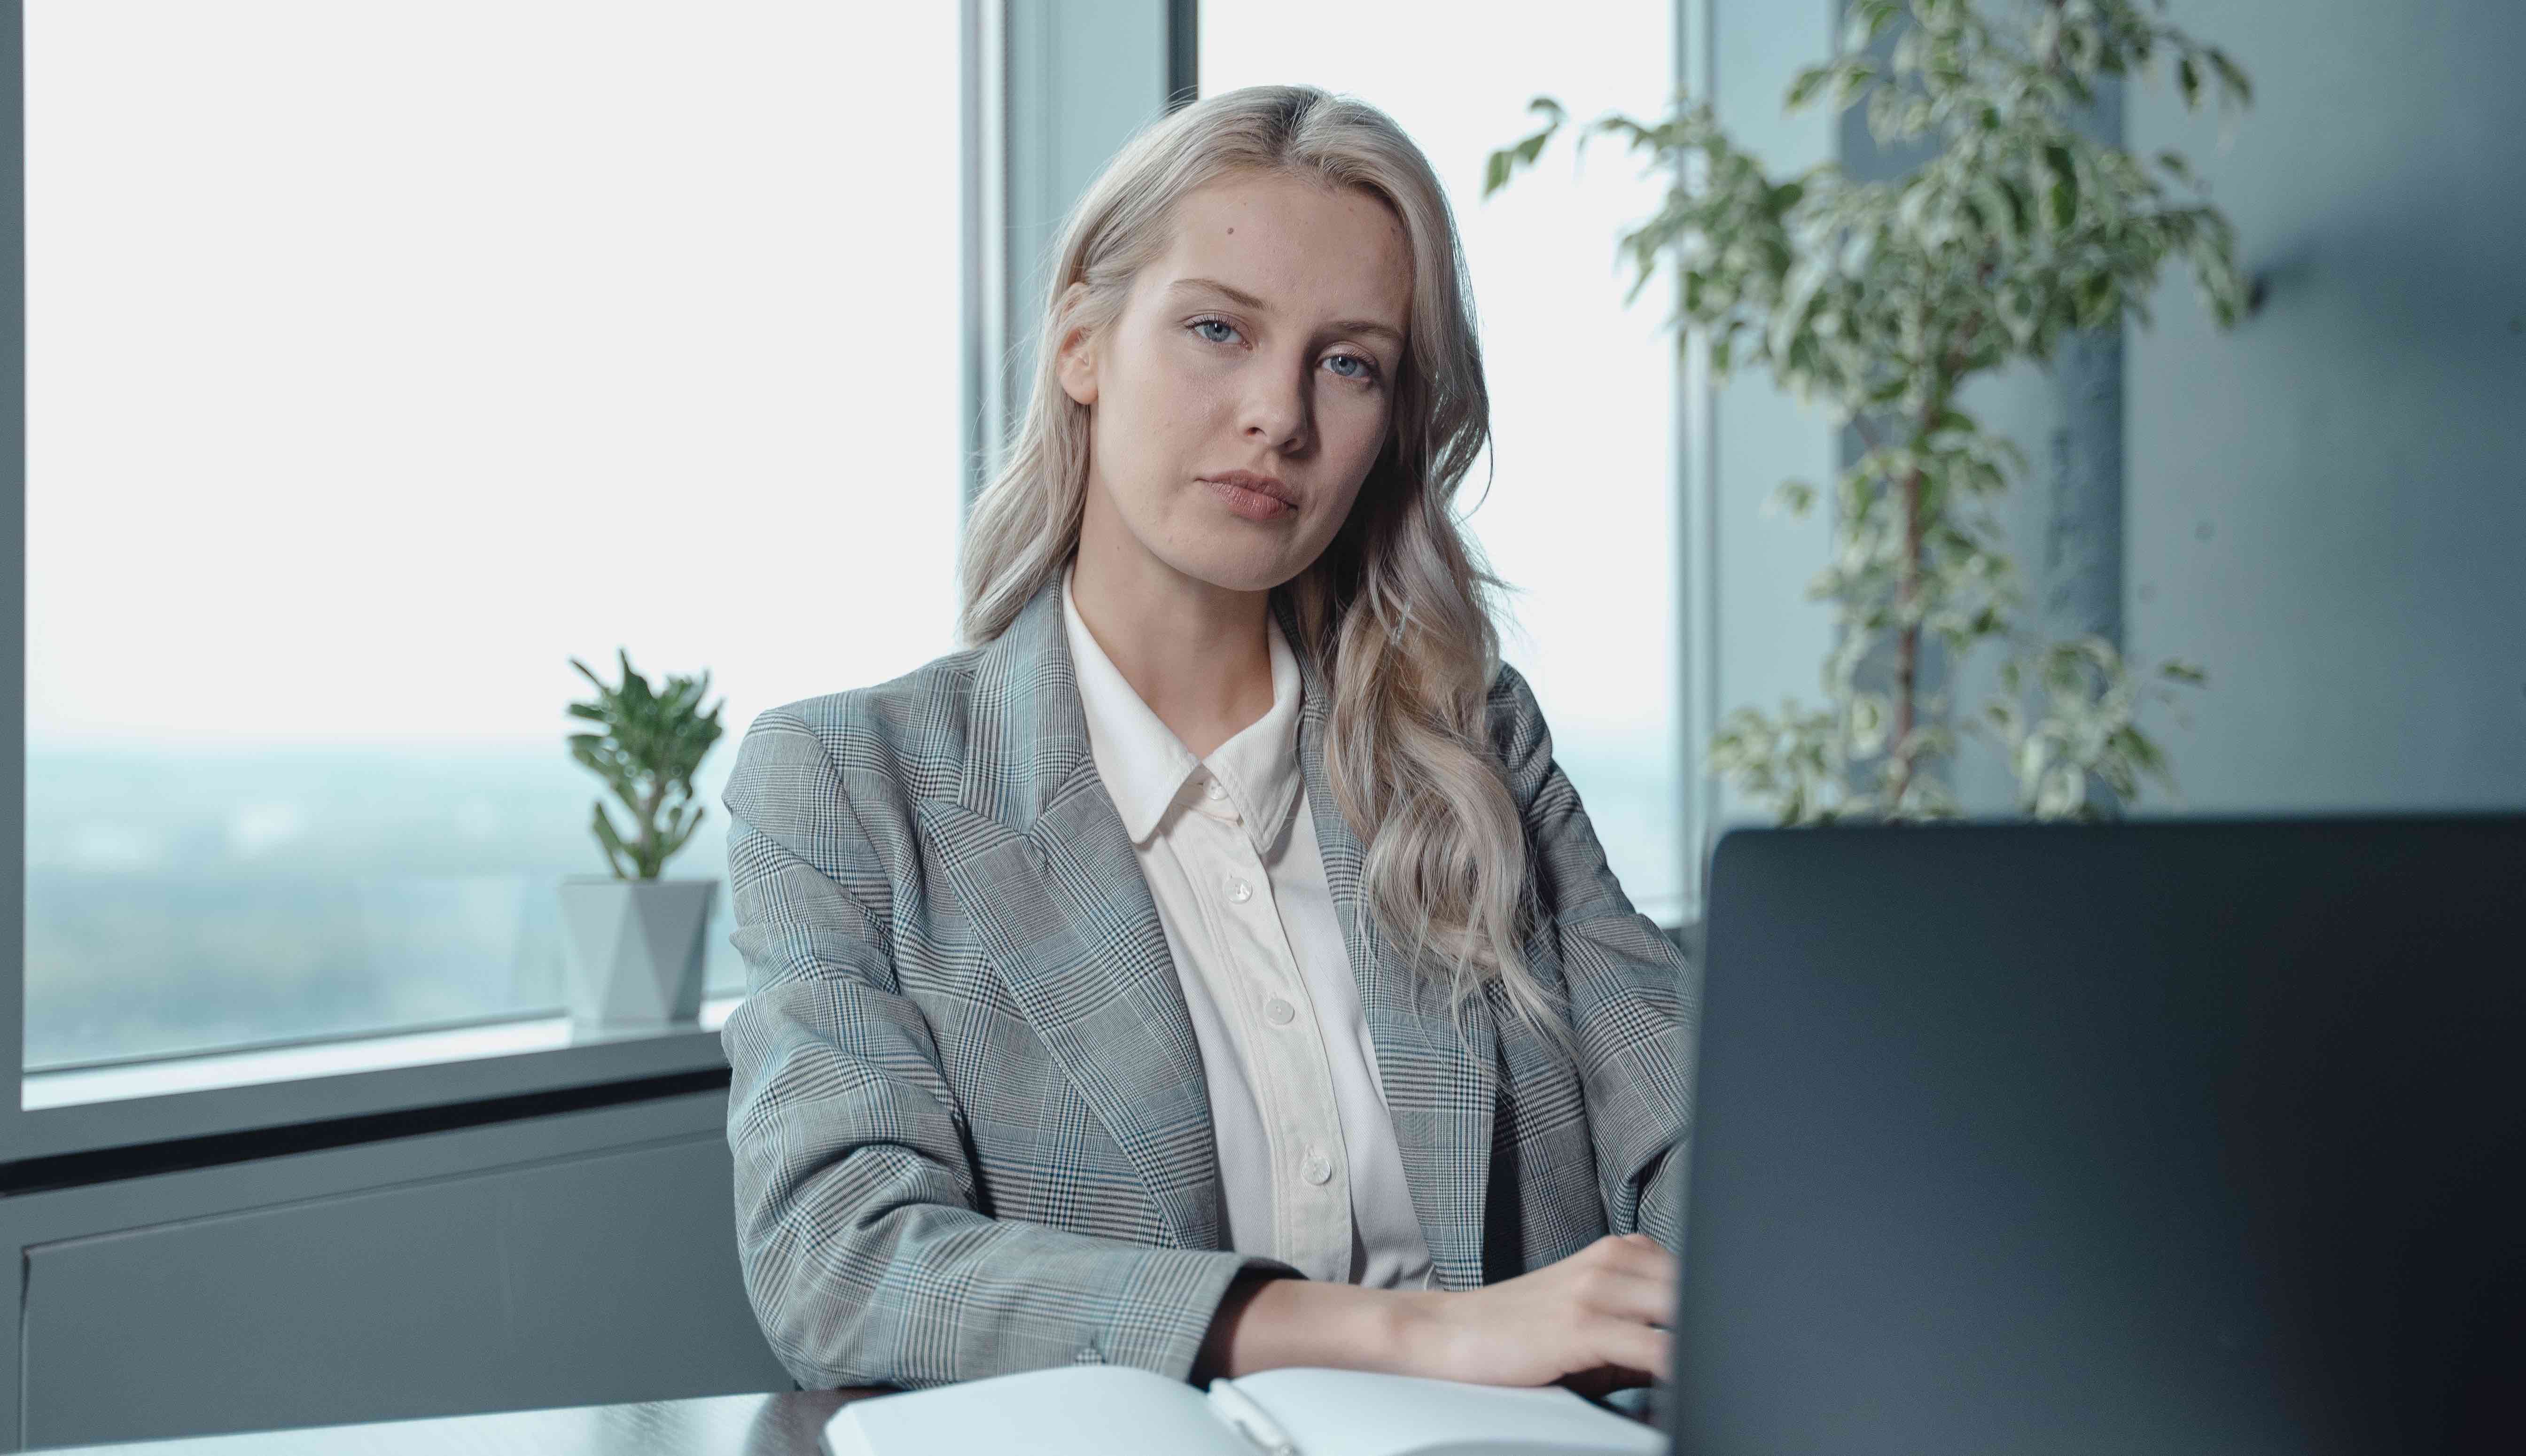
25, 1, 963, 750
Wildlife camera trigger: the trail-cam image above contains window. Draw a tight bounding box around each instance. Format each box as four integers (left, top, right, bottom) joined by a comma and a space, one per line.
1199, 0, 1686, 925
21, 1, 963, 1070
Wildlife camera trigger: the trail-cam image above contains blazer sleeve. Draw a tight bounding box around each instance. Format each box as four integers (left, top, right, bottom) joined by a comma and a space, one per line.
1489, 662, 1700, 1257
718, 709, 1295, 1391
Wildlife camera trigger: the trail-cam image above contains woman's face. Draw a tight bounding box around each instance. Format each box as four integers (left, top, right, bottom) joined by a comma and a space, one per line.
1057, 170, 1413, 595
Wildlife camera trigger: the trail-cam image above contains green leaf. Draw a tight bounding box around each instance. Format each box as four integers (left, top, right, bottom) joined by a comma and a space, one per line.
590, 802, 633, 879
2206, 49, 2253, 106
2177, 55, 2200, 109
1980, 176, 2027, 240
2042, 143, 2079, 230
617, 648, 651, 706
1769, 479, 1819, 517
2077, 273, 2115, 327
1786, 64, 1833, 111
1843, 0, 1900, 51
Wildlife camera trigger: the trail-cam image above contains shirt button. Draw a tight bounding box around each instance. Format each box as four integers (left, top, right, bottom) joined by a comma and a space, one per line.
1205, 780, 1226, 800
1265, 998, 1295, 1026
1302, 1149, 1333, 1185
1228, 878, 1252, 903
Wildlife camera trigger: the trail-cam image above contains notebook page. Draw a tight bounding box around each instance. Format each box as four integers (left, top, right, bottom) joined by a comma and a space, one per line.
826, 1363, 1254, 1456
1219, 1369, 1668, 1456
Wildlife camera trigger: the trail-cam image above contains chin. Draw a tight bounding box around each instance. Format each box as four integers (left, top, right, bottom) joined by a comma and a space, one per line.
1173, 544, 1295, 595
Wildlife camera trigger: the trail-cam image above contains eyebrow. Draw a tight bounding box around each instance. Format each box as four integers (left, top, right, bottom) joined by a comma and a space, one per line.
1165, 277, 1405, 349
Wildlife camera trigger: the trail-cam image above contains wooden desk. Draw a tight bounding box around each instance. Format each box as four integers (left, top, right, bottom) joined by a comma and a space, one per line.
40, 1388, 898, 1455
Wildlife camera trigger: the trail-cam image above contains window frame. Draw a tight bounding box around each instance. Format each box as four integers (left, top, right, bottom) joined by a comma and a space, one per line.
7, 0, 32, 1161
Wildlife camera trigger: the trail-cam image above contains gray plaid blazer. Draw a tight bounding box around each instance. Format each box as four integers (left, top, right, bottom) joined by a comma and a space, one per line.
719, 567, 1698, 1392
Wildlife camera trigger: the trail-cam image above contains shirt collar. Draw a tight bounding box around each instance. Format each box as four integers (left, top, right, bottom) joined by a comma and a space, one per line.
1062, 556, 1305, 856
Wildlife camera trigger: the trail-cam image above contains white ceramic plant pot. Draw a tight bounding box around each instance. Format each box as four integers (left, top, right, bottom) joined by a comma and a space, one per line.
556, 876, 717, 1027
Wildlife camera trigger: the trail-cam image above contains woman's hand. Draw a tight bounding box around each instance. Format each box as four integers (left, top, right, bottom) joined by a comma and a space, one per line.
1396, 1232, 1676, 1393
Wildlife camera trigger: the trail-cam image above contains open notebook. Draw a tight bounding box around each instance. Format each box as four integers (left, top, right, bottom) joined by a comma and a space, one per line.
821, 1364, 1667, 1456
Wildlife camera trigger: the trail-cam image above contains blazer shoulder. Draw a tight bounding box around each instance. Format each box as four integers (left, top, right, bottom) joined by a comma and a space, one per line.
722, 649, 986, 904
1484, 658, 1554, 815
745, 648, 983, 777
1486, 656, 1539, 714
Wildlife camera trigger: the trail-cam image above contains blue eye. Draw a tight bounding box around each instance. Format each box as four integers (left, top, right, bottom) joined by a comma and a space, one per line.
1188, 316, 1382, 387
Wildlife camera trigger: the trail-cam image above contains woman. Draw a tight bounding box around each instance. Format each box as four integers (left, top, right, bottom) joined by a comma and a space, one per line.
720, 83, 1695, 1401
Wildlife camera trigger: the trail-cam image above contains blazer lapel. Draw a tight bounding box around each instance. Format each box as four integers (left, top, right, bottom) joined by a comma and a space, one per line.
1271, 589, 1500, 1292
919, 570, 1224, 1252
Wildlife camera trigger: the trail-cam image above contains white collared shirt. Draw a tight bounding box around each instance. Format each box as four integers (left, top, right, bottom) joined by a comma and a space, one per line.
1061, 558, 1436, 1290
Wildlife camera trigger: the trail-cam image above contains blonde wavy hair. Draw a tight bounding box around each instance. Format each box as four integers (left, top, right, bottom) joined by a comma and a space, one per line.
956, 83, 1574, 1066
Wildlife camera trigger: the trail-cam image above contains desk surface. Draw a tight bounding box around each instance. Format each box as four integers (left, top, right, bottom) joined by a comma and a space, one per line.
43, 1388, 895, 1455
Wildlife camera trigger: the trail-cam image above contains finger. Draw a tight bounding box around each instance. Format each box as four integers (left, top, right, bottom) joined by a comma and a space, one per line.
1591, 1266, 1679, 1329
1573, 1237, 1681, 1322
1594, 1233, 1673, 1285
1592, 1322, 1672, 1382
1581, 1245, 1679, 1318
1617, 1232, 1679, 1276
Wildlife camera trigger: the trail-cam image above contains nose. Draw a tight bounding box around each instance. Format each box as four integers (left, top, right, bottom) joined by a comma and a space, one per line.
1238, 354, 1312, 455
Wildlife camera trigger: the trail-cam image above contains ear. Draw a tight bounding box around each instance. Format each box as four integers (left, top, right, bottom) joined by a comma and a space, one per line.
1053, 281, 1099, 407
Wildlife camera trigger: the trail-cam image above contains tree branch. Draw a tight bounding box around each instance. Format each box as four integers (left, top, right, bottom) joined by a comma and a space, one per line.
1883, 306, 1985, 816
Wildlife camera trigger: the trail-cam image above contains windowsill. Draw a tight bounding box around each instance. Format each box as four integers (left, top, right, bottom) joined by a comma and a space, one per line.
14, 909, 1695, 1166
13, 995, 744, 1166
26, 994, 742, 1111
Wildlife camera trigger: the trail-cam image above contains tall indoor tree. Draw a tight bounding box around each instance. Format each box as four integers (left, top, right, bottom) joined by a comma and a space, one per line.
1489, 0, 2252, 822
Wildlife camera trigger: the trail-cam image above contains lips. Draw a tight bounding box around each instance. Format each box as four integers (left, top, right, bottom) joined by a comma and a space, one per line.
1201, 472, 1298, 507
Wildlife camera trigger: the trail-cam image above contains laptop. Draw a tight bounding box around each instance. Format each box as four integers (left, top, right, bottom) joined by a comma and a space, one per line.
1657, 815, 2525, 1455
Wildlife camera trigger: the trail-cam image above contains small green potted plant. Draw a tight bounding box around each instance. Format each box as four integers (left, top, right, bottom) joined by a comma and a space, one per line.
557, 648, 727, 1027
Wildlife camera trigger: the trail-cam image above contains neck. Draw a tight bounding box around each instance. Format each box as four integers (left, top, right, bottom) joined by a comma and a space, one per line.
1068, 546, 1277, 763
